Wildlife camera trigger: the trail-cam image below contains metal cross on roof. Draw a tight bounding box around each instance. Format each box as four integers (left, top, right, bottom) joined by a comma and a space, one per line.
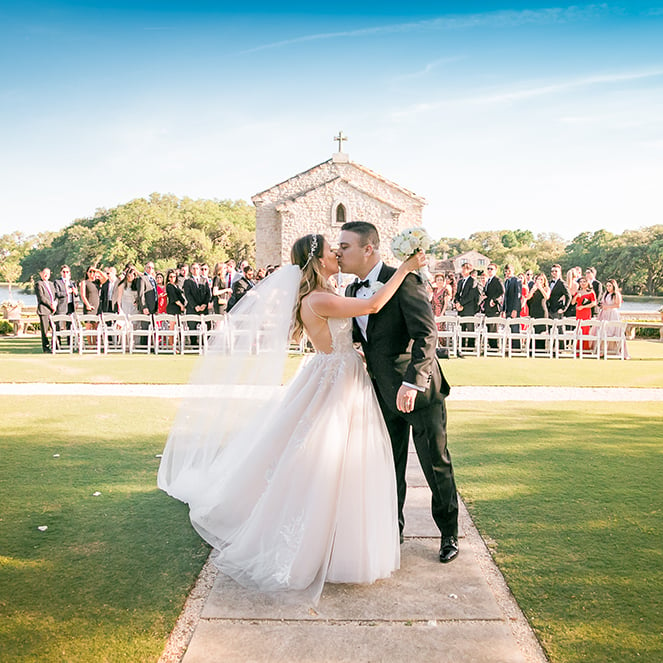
333, 131, 348, 152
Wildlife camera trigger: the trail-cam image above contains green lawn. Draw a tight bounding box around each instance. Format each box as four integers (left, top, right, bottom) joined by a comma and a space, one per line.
2, 335, 663, 387
1, 339, 662, 662
0, 398, 208, 663
449, 402, 663, 663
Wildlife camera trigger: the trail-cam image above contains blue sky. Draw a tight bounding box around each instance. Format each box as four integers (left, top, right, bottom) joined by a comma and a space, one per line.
1, 2, 662, 241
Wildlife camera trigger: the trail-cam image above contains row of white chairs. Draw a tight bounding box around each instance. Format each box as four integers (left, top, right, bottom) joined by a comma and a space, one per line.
49, 312, 237, 355
435, 316, 628, 360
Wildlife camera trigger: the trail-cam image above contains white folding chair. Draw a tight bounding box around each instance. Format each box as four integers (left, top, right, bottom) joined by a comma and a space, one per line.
529, 318, 555, 358
127, 314, 154, 354
576, 319, 602, 359
179, 314, 205, 354
553, 318, 578, 359
203, 314, 227, 353
601, 320, 628, 360
457, 315, 482, 357
481, 317, 508, 358
435, 315, 458, 358
506, 317, 530, 358
101, 312, 127, 354
50, 314, 78, 354
154, 314, 179, 354
75, 314, 102, 354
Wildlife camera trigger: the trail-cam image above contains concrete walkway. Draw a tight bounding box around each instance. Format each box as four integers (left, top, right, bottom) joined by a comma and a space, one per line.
160, 445, 549, 663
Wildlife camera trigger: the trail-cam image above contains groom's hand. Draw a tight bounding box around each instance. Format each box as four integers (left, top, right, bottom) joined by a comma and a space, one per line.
396, 385, 418, 413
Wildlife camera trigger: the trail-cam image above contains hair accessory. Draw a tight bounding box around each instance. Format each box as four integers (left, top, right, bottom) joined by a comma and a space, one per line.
304, 234, 319, 267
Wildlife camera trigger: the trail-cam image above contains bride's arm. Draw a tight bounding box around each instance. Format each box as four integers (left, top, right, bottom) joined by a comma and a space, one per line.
309, 251, 427, 318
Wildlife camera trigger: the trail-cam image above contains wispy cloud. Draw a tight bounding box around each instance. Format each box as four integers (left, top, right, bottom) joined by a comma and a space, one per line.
391, 68, 663, 118
392, 56, 466, 82
238, 4, 614, 55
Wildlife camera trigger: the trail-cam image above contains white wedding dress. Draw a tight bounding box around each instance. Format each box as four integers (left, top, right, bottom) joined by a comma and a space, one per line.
174, 316, 400, 604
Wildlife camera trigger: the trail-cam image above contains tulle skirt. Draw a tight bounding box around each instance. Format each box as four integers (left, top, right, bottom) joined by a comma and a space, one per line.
186, 349, 400, 604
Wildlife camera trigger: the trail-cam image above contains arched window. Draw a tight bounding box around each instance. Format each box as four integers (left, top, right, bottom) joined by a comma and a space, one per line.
336, 203, 346, 225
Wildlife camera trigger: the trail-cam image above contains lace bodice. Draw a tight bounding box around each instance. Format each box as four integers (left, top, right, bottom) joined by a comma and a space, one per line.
326, 317, 355, 355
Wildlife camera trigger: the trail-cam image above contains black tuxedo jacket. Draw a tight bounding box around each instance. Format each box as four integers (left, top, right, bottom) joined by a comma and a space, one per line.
453, 275, 479, 316
183, 277, 207, 314
226, 277, 254, 312
35, 279, 57, 316
346, 265, 449, 415
483, 276, 504, 317
503, 276, 522, 315
547, 279, 571, 317
100, 280, 119, 313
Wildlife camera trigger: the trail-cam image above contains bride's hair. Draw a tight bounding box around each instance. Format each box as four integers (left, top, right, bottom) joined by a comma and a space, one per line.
290, 233, 333, 340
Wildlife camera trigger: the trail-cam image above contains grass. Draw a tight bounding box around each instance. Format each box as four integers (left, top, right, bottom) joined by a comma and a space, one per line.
1, 339, 663, 662
0, 397, 209, 663
2, 335, 663, 387
449, 402, 663, 663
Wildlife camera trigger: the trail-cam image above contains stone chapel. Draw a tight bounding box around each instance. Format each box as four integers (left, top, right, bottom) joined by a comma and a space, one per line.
252, 139, 426, 267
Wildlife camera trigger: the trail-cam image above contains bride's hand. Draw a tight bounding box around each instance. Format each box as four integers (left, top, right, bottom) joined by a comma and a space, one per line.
404, 249, 427, 272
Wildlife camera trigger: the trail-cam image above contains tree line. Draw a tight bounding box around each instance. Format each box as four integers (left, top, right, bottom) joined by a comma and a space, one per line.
1, 193, 662, 295
433, 226, 663, 296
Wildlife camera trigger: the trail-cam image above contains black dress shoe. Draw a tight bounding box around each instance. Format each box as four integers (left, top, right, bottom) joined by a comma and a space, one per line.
439, 535, 459, 563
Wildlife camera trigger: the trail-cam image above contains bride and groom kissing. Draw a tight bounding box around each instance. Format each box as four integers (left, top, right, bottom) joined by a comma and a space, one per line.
158, 221, 458, 605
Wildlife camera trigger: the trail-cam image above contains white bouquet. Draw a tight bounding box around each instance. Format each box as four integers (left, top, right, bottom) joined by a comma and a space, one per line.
390, 227, 432, 279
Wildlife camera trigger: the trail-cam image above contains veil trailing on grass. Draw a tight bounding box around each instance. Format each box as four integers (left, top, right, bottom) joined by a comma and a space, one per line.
157, 265, 301, 503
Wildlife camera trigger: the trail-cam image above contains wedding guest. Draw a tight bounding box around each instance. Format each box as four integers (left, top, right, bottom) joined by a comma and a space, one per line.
184, 263, 208, 348
138, 262, 158, 315
255, 267, 267, 282
54, 265, 78, 315
166, 269, 186, 316
212, 263, 232, 314
483, 263, 504, 318
431, 273, 448, 318
227, 264, 255, 312
224, 259, 237, 287
454, 262, 480, 349
518, 273, 529, 317
574, 276, 597, 351
585, 267, 603, 317
231, 260, 249, 285
35, 267, 57, 352
547, 264, 571, 319
156, 272, 168, 314
80, 266, 107, 315
565, 268, 579, 318
200, 263, 213, 313
525, 269, 534, 290
528, 273, 551, 350
112, 265, 140, 316
598, 279, 628, 357
176, 263, 189, 289
100, 267, 119, 313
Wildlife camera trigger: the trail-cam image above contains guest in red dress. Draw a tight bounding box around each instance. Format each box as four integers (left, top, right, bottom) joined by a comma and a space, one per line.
573, 276, 597, 351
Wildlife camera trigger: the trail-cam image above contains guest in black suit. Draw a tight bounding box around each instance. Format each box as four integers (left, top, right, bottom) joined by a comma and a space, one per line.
453, 262, 480, 349
502, 264, 522, 348
483, 263, 504, 348
339, 221, 459, 564
226, 265, 255, 312
100, 267, 119, 313
547, 264, 571, 319
35, 267, 57, 352
183, 263, 208, 348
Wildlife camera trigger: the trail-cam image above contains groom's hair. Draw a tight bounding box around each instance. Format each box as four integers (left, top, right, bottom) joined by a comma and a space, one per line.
341, 222, 380, 250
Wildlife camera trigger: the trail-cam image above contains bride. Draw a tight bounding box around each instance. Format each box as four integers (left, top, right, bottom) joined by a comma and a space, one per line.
158, 233, 426, 604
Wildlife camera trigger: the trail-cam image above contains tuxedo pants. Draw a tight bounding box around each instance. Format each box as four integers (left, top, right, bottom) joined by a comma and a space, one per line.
380, 397, 459, 538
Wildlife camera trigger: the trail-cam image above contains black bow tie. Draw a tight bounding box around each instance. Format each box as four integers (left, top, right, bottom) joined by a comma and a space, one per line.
355, 279, 371, 289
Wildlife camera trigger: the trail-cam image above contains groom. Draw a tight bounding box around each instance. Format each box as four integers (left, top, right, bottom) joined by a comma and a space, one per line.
338, 221, 459, 563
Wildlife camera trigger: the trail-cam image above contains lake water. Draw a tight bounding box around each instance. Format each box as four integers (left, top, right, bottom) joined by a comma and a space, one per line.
2, 285, 661, 312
